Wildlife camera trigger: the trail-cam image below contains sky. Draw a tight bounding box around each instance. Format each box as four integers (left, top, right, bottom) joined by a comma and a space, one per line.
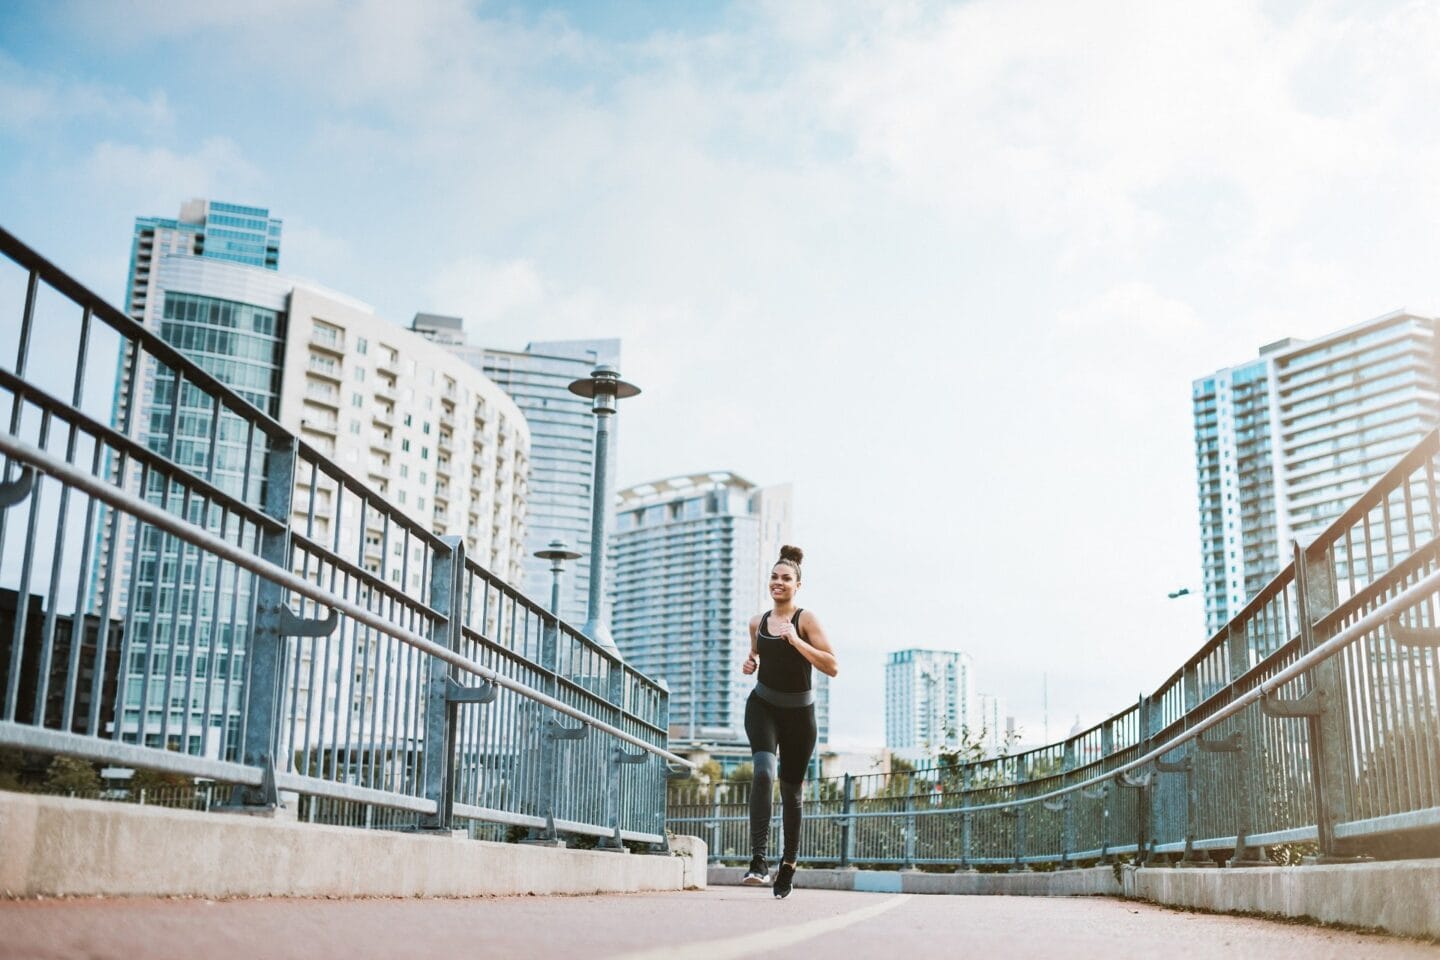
3, 0, 1440, 751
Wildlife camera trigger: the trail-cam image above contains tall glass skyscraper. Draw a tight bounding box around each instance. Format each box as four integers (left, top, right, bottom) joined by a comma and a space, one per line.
1193, 311, 1440, 636
98, 200, 286, 752
610, 473, 827, 750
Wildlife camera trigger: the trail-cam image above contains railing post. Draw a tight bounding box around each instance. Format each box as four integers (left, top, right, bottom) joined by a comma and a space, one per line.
1141, 694, 1166, 864
959, 764, 973, 871
1099, 722, 1115, 863
1226, 621, 1268, 867
1173, 664, 1214, 868
708, 789, 720, 864
902, 790, 917, 870
1061, 740, 1076, 868
230, 434, 297, 810
1293, 541, 1365, 862
521, 613, 558, 846
839, 773, 855, 869
418, 535, 464, 832
1012, 804, 1027, 872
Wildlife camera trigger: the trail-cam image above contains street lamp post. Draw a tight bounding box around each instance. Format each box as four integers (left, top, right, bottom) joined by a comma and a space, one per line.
568, 364, 640, 654
533, 538, 582, 620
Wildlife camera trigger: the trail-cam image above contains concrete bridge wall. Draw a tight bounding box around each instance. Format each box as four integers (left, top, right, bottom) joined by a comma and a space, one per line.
710, 861, 1440, 938
0, 792, 706, 898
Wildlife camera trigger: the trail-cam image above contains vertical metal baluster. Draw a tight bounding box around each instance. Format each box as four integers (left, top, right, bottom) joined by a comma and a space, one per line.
66, 436, 105, 734
177, 397, 221, 754
219, 518, 248, 762
1347, 612, 1379, 820
385, 531, 409, 796
229, 419, 258, 756
357, 499, 378, 790
1397, 600, 1428, 815
197, 503, 230, 759
158, 484, 194, 748
111, 459, 152, 743
138, 368, 184, 748
294, 459, 320, 776
0, 267, 38, 579
1425, 459, 1439, 547
175, 492, 209, 754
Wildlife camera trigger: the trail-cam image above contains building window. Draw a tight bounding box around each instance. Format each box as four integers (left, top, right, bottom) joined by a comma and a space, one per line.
401, 439, 411, 452
356, 337, 368, 355
421, 447, 429, 460
351, 392, 363, 408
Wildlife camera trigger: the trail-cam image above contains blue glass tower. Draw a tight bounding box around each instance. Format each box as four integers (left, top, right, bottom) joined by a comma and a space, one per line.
95, 200, 286, 754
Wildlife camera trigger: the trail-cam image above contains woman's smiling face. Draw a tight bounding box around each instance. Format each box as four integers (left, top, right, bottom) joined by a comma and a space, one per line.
770, 563, 799, 602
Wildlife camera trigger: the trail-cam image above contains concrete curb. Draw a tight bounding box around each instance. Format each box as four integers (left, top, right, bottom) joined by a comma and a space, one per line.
1123, 860, 1440, 939
0, 791, 703, 899
709, 860, 1440, 937
708, 865, 1121, 896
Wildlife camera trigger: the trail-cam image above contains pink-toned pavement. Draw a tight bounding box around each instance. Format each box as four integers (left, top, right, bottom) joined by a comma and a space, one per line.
1, 887, 1437, 960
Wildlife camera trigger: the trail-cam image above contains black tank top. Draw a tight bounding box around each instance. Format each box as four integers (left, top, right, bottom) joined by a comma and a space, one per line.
757, 609, 812, 693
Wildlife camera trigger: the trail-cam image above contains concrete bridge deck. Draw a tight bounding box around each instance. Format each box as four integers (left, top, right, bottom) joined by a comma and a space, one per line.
3, 887, 1437, 960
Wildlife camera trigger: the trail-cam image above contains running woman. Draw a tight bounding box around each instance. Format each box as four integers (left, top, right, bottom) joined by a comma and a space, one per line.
739, 545, 839, 899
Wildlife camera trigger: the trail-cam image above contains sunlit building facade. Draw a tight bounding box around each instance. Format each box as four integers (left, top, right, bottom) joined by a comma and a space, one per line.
610, 473, 827, 750
99, 200, 529, 754
410, 317, 621, 620
1193, 311, 1440, 636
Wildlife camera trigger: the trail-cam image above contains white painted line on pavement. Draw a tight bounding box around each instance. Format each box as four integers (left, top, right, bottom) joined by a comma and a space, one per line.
607, 894, 910, 960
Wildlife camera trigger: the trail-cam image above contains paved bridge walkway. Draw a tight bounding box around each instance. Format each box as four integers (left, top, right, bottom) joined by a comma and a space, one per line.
3, 887, 1437, 959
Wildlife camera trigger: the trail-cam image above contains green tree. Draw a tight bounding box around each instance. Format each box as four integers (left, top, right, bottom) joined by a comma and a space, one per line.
0, 747, 26, 791
44, 756, 101, 794
728, 762, 753, 784
692, 759, 722, 787
130, 767, 194, 796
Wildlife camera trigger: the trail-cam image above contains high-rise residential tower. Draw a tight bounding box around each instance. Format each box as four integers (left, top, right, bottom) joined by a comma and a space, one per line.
884, 648, 976, 761
99, 200, 529, 754
1193, 310, 1440, 635
410, 316, 619, 620
609, 472, 828, 750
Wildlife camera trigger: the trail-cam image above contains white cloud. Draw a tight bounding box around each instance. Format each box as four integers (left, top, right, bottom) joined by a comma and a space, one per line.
81, 138, 260, 215
10, 0, 1440, 752
0, 52, 171, 133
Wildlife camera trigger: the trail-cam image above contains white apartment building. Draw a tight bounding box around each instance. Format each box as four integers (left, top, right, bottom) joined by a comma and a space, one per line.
1193, 311, 1440, 636
885, 648, 976, 761
283, 286, 530, 587
102, 199, 529, 755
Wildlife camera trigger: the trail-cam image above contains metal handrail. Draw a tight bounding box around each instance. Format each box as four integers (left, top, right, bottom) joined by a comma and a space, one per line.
715, 562, 1440, 823
0, 428, 696, 771
676, 429, 1440, 865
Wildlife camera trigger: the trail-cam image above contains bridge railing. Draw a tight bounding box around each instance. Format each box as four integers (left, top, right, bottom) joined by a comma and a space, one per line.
0, 225, 690, 848
672, 431, 1440, 867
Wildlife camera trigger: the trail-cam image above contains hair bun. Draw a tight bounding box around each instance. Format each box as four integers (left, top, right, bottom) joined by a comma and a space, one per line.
779, 544, 804, 565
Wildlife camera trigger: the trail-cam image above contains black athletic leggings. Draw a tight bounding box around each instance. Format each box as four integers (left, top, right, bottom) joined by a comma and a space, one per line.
744, 692, 817, 863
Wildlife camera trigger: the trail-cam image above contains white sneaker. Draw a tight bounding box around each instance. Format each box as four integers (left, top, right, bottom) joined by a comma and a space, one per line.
741, 856, 770, 885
